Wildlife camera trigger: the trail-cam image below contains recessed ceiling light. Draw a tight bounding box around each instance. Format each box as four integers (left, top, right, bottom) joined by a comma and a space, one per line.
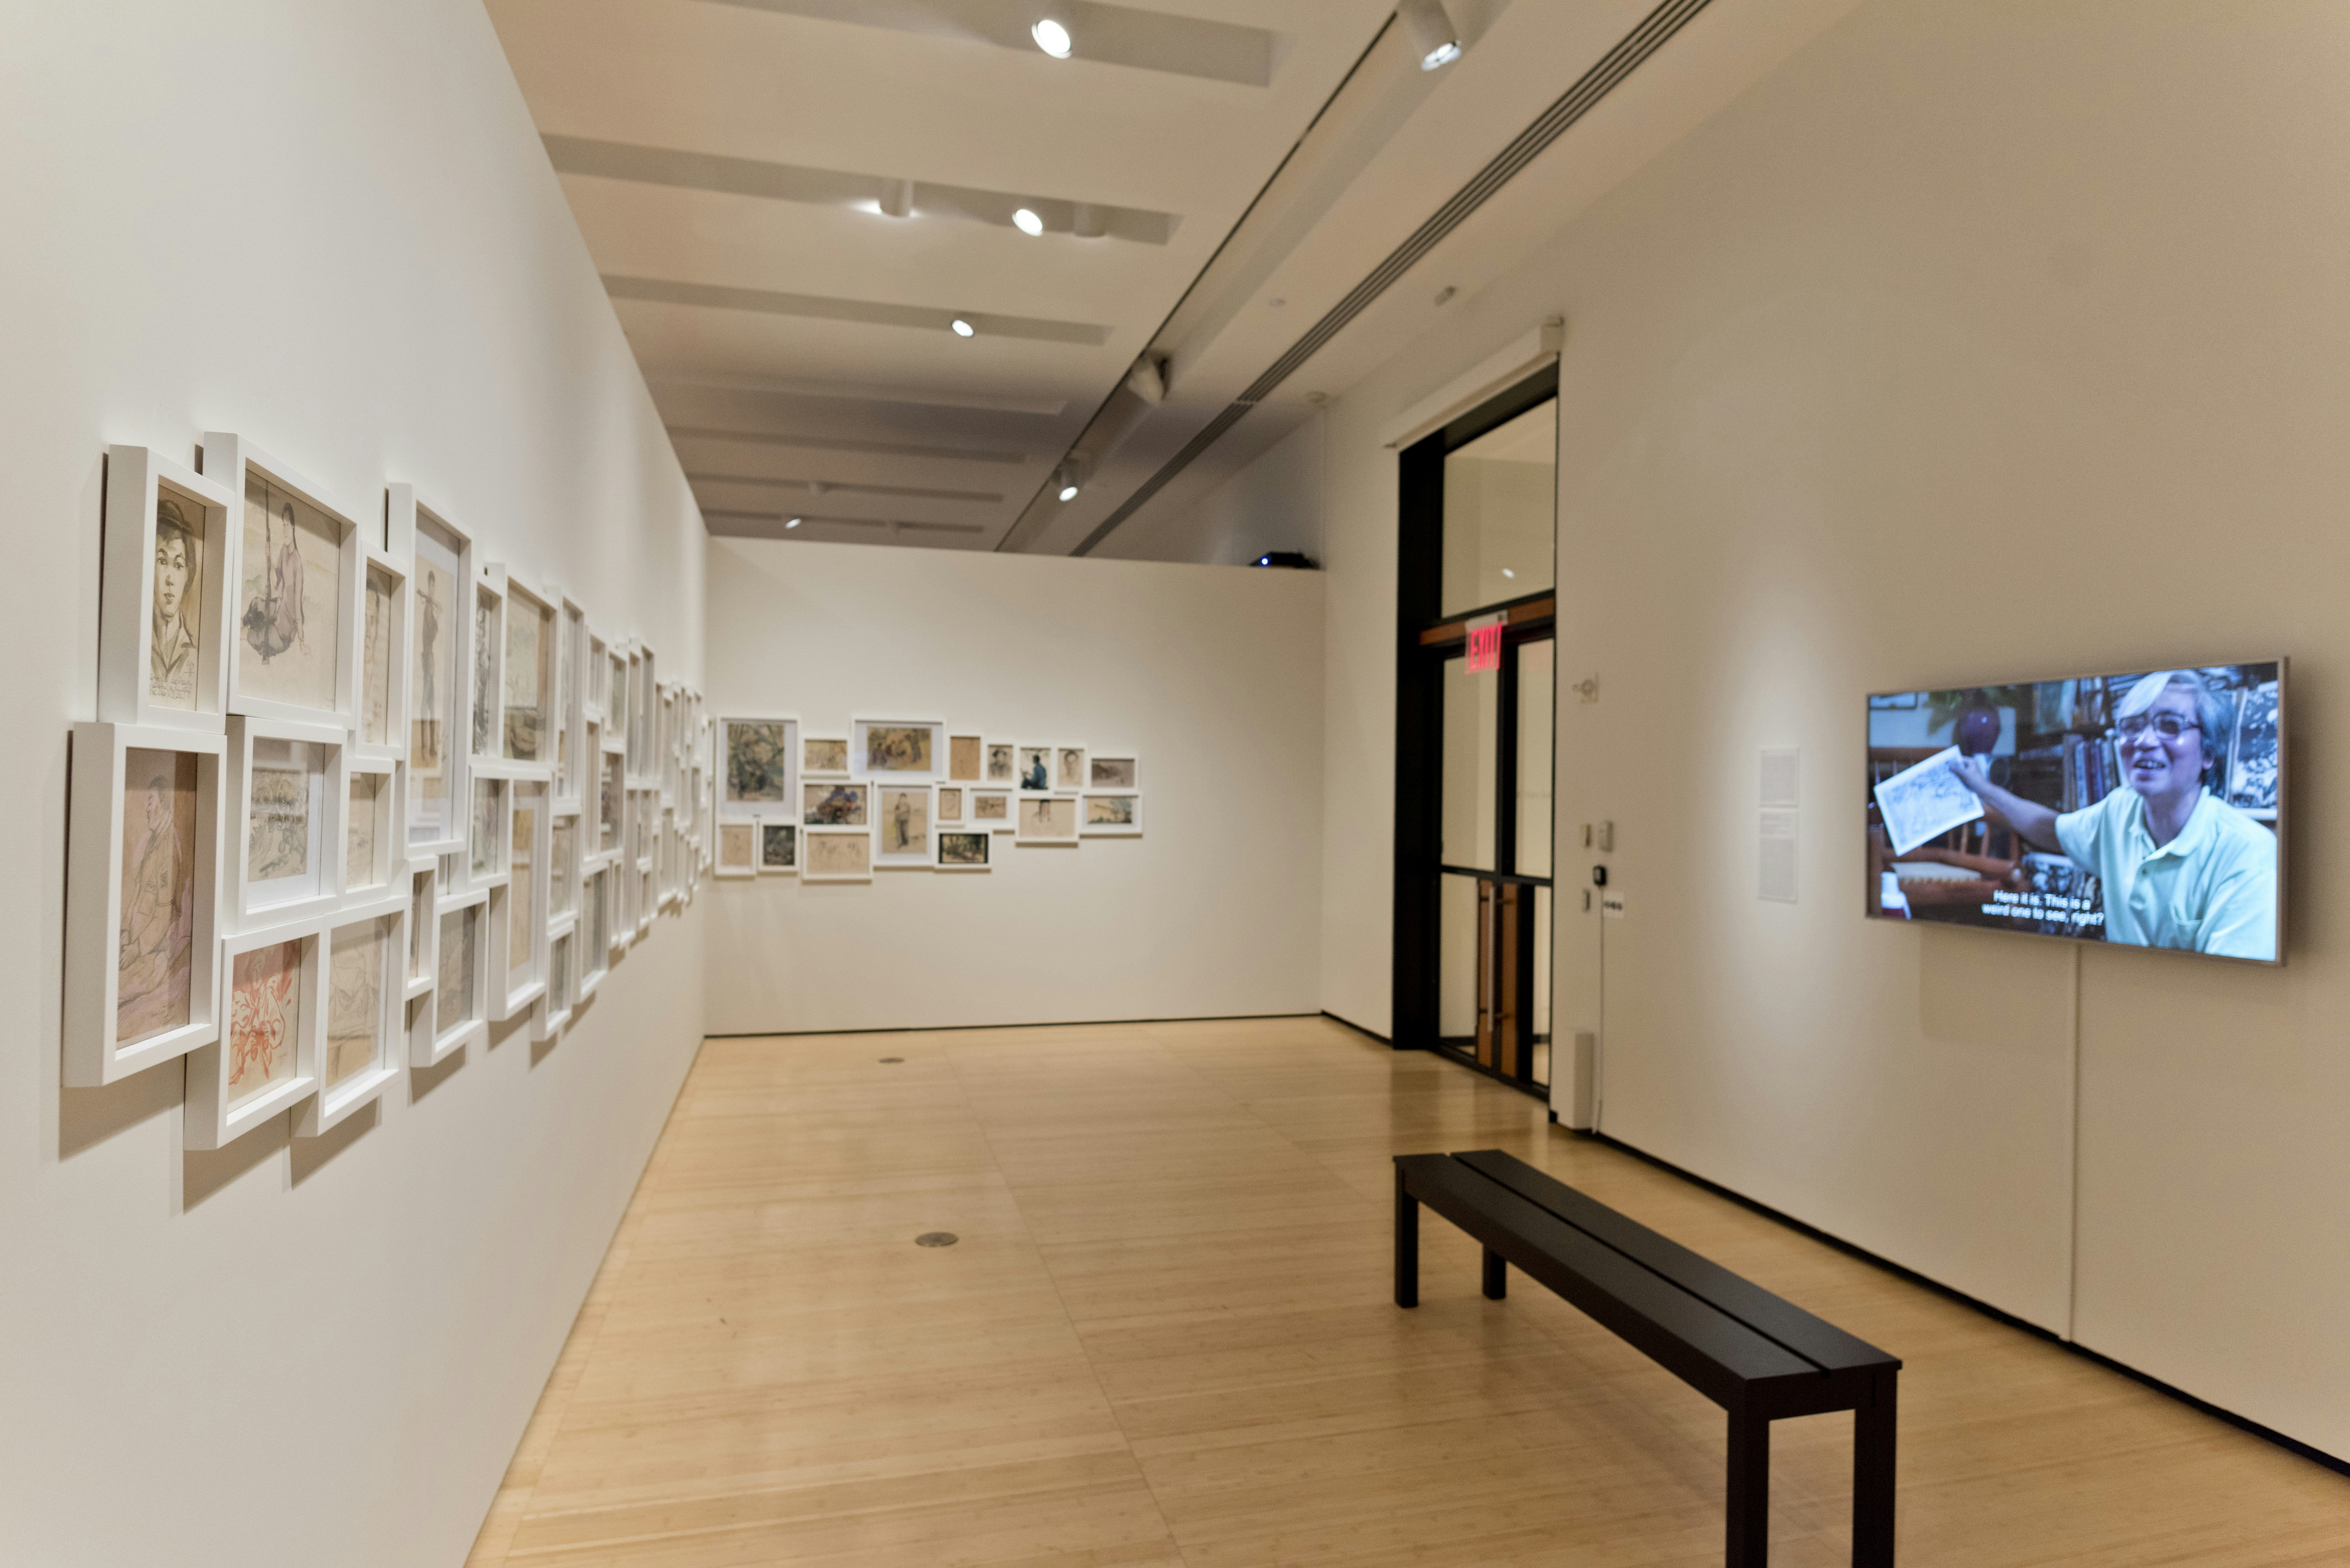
1396, 0, 1462, 71
1032, 18, 1072, 57
1501, 567, 1514, 578
951, 318, 975, 337
1012, 207, 1044, 237
785, 517, 802, 529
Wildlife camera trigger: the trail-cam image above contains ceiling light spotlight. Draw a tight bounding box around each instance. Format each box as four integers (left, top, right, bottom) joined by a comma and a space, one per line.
879, 178, 914, 219
1032, 17, 1072, 57
1012, 207, 1044, 237
1053, 460, 1082, 501
1059, 481, 1080, 502
1396, 0, 1462, 70
785, 517, 802, 529
951, 318, 975, 337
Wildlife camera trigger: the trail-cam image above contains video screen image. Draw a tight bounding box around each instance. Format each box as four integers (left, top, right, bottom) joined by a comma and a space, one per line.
1866, 662, 2281, 962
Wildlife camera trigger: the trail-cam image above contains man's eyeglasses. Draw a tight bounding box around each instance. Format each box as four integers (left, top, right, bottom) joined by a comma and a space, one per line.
2116, 712, 2196, 740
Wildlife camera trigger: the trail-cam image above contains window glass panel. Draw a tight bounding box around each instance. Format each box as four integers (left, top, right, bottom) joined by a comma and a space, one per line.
1441, 399, 1556, 617
1438, 873, 1481, 1043
1441, 657, 1497, 871
1514, 639, 1554, 879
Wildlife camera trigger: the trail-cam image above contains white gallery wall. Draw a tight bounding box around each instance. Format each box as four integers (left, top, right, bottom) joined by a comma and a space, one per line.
1, 4, 707, 1566
703, 538, 1323, 1034
1312, 0, 2350, 1461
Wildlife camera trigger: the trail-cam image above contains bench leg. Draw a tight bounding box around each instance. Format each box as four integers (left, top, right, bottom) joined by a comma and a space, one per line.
1394, 1169, 1419, 1309
1852, 1372, 1897, 1567
1482, 1246, 1507, 1300
1725, 1404, 1771, 1568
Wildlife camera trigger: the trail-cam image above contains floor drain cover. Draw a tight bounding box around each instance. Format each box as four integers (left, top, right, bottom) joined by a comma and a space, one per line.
879, 1057, 904, 1064
915, 1232, 959, 1248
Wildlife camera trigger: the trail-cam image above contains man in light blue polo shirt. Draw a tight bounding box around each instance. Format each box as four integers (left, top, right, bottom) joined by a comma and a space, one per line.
1945, 670, 2278, 960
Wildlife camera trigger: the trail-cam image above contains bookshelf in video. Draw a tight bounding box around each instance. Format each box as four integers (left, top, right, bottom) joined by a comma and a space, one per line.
1866, 664, 2281, 962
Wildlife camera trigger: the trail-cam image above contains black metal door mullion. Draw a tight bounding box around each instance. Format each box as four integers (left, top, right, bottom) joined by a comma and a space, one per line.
1495, 642, 1519, 878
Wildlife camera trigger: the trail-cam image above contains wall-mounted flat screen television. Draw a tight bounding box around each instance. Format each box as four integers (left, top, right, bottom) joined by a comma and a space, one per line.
1866, 662, 2283, 963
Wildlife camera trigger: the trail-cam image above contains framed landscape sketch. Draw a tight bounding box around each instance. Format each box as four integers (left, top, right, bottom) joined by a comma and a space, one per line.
1082, 793, 1144, 837
1017, 794, 1080, 845
397, 491, 471, 856
936, 830, 991, 872
851, 717, 947, 782
722, 715, 798, 820
187, 915, 327, 1150
64, 723, 224, 1086
296, 907, 403, 1137
98, 446, 236, 733
803, 826, 873, 884
1089, 754, 1139, 790
971, 789, 1013, 832
803, 734, 850, 778
759, 822, 797, 874
874, 785, 933, 869
227, 716, 346, 931
203, 433, 363, 733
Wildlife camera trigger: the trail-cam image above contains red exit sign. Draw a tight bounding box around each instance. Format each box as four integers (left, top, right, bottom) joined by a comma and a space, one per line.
1465, 616, 1504, 673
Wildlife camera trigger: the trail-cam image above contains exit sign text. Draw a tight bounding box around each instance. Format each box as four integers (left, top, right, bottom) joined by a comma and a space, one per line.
1465, 617, 1504, 673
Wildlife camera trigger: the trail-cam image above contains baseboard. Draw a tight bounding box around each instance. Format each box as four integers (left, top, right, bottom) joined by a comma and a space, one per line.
1319, 1008, 1392, 1044
702, 1010, 1320, 1041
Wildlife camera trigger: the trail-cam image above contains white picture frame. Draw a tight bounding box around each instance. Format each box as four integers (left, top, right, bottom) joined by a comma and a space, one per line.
403, 861, 436, 1005
945, 732, 986, 784
188, 913, 329, 1150
935, 828, 992, 872
392, 489, 474, 859
803, 732, 850, 779
555, 590, 588, 810
983, 738, 1019, 787
343, 756, 404, 903
803, 825, 873, 884
414, 887, 489, 1067
969, 788, 1015, 833
851, 716, 949, 782
535, 913, 578, 1041
576, 860, 611, 1003
203, 433, 366, 735
489, 775, 549, 1020
1081, 792, 1144, 837
64, 723, 224, 1086
225, 714, 348, 933
716, 819, 756, 878
1088, 753, 1140, 791
465, 761, 515, 893
1016, 793, 1081, 846
758, 819, 798, 875
873, 782, 935, 869
548, 807, 580, 923
1015, 742, 1055, 793
499, 575, 558, 771
296, 897, 406, 1137
468, 564, 507, 764
99, 446, 236, 734
936, 784, 966, 825
1053, 743, 1089, 794
719, 713, 798, 822
803, 778, 869, 829
352, 541, 411, 763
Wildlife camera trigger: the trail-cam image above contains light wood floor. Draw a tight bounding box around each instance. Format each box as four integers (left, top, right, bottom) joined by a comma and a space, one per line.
465, 1016, 2350, 1567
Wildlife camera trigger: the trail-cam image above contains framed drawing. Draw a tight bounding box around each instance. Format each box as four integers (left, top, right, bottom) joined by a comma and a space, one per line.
803, 780, 869, 827
716, 821, 756, 878
970, 789, 1013, 832
947, 733, 985, 783
585, 624, 609, 724
623, 643, 649, 779
187, 914, 328, 1150
759, 821, 797, 874
803, 733, 849, 779
353, 543, 410, 762
203, 433, 363, 733
720, 715, 798, 821
391, 488, 472, 858
1082, 793, 1143, 837
468, 767, 511, 889
1017, 794, 1080, 845
64, 723, 223, 1085
344, 756, 401, 900
1054, 744, 1089, 793
404, 862, 436, 1003
937, 786, 964, 825
803, 826, 873, 884
502, 576, 557, 767
1089, 754, 1139, 790
469, 565, 506, 762
936, 830, 991, 872
98, 446, 236, 733
296, 903, 405, 1137
556, 592, 588, 807
598, 739, 625, 856
606, 643, 628, 758
1016, 743, 1053, 793
851, 717, 948, 782
535, 915, 576, 1041
490, 777, 548, 1019
415, 887, 489, 1066
577, 863, 610, 1002
984, 740, 1017, 786
227, 715, 346, 931
874, 784, 933, 869
550, 810, 578, 920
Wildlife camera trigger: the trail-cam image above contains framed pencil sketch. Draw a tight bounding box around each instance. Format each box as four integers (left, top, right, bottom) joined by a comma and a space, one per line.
64, 723, 224, 1086
1088, 754, 1139, 790
187, 914, 329, 1150
759, 820, 797, 874
1016, 743, 1053, 793
490, 776, 548, 1019
624, 643, 649, 780
549, 810, 579, 921
803, 826, 873, 883
535, 915, 577, 1041
404, 862, 436, 1003
468, 767, 511, 889
1081, 793, 1143, 837
344, 756, 402, 900
984, 739, 1018, 786
353, 543, 410, 762
392, 488, 472, 858
577, 863, 611, 1002
99, 446, 236, 733
970, 788, 1013, 832
936, 785, 964, 824
716, 821, 756, 878
296, 901, 405, 1137
802, 734, 850, 778
1016, 793, 1080, 845
947, 733, 985, 783
226, 715, 347, 932
469, 565, 506, 762
598, 738, 625, 856
936, 830, 992, 872
804, 780, 869, 827
874, 784, 933, 869
415, 887, 489, 1066
721, 715, 798, 821
851, 717, 948, 781
203, 433, 364, 734
556, 591, 588, 808
585, 624, 609, 724
502, 576, 557, 767
1054, 744, 1089, 793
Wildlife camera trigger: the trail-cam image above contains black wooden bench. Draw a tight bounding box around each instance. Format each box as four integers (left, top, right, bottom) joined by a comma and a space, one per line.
1394, 1150, 1899, 1567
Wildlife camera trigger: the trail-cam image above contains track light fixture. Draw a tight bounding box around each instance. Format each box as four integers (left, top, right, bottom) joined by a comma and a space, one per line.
1032, 17, 1072, 57
1012, 207, 1044, 237
1054, 460, 1081, 501
951, 318, 975, 337
879, 178, 914, 219
1395, 0, 1461, 70
785, 517, 802, 529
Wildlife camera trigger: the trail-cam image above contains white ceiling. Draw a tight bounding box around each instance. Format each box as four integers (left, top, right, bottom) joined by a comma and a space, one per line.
486, 0, 1863, 555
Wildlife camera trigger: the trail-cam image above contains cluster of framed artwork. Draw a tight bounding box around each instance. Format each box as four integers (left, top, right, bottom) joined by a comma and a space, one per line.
710, 719, 1142, 882
65, 439, 707, 1151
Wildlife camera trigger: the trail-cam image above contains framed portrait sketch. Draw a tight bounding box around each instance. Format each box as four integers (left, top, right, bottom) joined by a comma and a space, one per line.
716, 821, 756, 878
296, 904, 405, 1137
721, 715, 798, 822
392, 488, 472, 858
344, 757, 402, 900
203, 433, 364, 734
469, 566, 506, 763
64, 723, 224, 1086
1089, 754, 1139, 790
1081, 793, 1144, 837
227, 715, 347, 932
936, 786, 964, 824
984, 740, 1018, 786
490, 777, 548, 1019
502, 577, 557, 767
415, 887, 489, 1067
970, 789, 1013, 832
759, 821, 798, 874
851, 717, 948, 782
1016, 743, 1054, 793
947, 734, 985, 783
353, 544, 411, 763
1054, 744, 1089, 793
804, 779, 869, 827
99, 446, 236, 733
535, 916, 577, 1042
1016, 794, 1080, 845
802, 734, 850, 778
874, 784, 933, 869
936, 830, 991, 872
803, 826, 873, 884
187, 914, 329, 1151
